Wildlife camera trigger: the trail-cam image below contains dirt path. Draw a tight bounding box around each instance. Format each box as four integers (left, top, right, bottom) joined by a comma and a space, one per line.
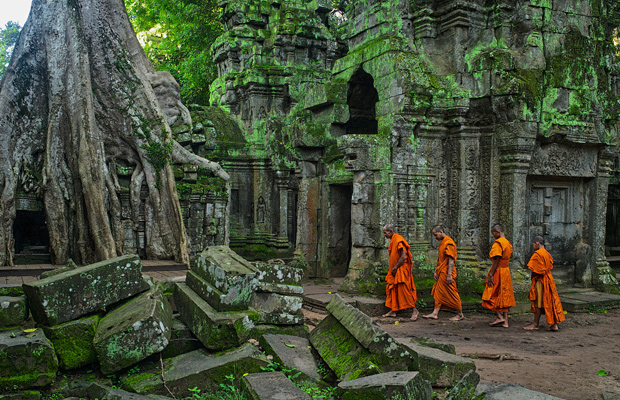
305, 308, 620, 400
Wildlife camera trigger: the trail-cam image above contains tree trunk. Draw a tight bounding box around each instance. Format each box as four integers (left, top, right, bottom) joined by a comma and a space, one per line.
0, 0, 227, 266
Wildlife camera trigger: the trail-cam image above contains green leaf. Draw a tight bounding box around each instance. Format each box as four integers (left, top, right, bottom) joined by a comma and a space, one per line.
598, 369, 609, 376
285, 343, 296, 348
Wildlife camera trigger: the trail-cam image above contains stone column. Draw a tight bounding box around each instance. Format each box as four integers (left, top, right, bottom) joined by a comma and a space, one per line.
275, 170, 289, 248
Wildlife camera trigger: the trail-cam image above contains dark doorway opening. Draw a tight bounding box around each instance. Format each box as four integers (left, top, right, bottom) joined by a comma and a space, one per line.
327, 184, 352, 277
13, 210, 51, 264
346, 68, 379, 135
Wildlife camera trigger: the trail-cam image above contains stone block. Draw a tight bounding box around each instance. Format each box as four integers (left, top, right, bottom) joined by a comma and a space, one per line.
253, 324, 309, 338
326, 294, 418, 370
250, 292, 304, 325
446, 369, 480, 400
174, 283, 257, 350
398, 341, 476, 387
255, 262, 304, 286
338, 371, 432, 400
191, 246, 258, 309
93, 285, 173, 375
186, 270, 249, 311
160, 317, 202, 359
121, 344, 269, 396
259, 334, 321, 382
43, 315, 100, 370
411, 337, 456, 355
0, 296, 28, 327
474, 382, 565, 399
84, 382, 171, 400
0, 328, 58, 389
242, 371, 311, 400
258, 282, 304, 295
23, 255, 146, 326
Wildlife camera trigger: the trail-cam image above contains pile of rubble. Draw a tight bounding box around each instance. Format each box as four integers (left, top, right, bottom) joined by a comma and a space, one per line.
0, 247, 481, 399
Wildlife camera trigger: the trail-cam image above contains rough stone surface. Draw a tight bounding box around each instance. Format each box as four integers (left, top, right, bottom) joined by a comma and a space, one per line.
0, 328, 58, 389
446, 370, 481, 400
258, 283, 304, 296
259, 334, 322, 382
255, 263, 304, 286
23, 255, 146, 325
398, 340, 476, 387
190, 246, 258, 310
411, 337, 456, 355
121, 344, 269, 396
43, 315, 100, 370
160, 316, 202, 359
242, 371, 311, 400
174, 282, 257, 350
84, 382, 171, 400
338, 371, 432, 400
0, 296, 28, 327
93, 285, 173, 375
250, 292, 304, 325
474, 382, 565, 399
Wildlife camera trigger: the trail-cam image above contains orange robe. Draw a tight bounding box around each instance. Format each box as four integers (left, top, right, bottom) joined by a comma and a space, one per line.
482, 237, 516, 312
431, 236, 462, 310
385, 233, 417, 311
527, 248, 565, 326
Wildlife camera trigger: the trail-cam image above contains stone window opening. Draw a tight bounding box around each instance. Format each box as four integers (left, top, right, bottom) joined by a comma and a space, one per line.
346, 68, 379, 135
13, 210, 50, 264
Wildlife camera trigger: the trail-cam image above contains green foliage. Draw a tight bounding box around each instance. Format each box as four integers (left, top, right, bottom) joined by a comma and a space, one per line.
124, 0, 222, 105
184, 374, 247, 400
0, 21, 21, 81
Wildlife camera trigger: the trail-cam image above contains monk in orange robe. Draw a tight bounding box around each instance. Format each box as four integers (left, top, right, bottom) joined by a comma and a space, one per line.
524, 236, 565, 331
482, 224, 516, 328
423, 225, 464, 321
382, 224, 419, 320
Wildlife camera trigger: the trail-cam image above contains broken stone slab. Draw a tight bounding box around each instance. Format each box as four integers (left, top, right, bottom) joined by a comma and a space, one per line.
186, 269, 252, 311
0, 328, 58, 389
174, 282, 257, 350
337, 371, 432, 400
121, 344, 269, 396
445, 369, 480, 400
250, 292, 304, 325
83, 382, 172, 400
411, 337, 456, 355
23, 255, 146, 325
93, 285, 173, 375
325, 294, 418, 370
397, 339, 476, 387
241, 371, 311, 400
259, 334, 322, 382
258, 282, 304, 296
191, 246, 258, 306
43, 315, 100, 370
0, 296, 28, 327
253, 324, 309, 338
254, 262, 304, 286
160, 316, 202, 359
474, 382, 565, 399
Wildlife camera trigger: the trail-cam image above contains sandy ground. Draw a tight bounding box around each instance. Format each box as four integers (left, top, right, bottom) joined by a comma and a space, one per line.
304, 307, 620, 400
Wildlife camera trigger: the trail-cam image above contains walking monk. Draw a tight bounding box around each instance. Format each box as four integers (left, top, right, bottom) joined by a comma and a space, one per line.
423, 225, 464, 321
381, 224, 419, 320
482, 224, 515, 328
524, 236, 565, 331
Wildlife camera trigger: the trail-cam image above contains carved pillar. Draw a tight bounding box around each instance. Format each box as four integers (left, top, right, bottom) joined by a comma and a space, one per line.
276, 170, 289, 247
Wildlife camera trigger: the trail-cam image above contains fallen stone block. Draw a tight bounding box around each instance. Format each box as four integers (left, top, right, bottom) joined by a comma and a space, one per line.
93, 285, 173, 375
250, 292, 304, 325
174, 282, 257, 350
242, 371, 311, 400
255, 262, 304, 286
0, 328, 58, 389
474, 382, 565, 399
121, 344, 269, 396
258, 282, 304, 296
411, 337, 456, 355
325, 294, 418, 370
23, 255, 146, 325
253, 324, 309, 338
160, 316, 202, 359
190, 246, 258, 310
39, 259, 78, 280
338, 371, 432, 400
397, 340, 476, 387
0, 296, 28, 327
85, 382, 171, 400
446, 369, 480, 400
259, 334, 322, 382
186, 269, 251, 312
43, 315, 100, 370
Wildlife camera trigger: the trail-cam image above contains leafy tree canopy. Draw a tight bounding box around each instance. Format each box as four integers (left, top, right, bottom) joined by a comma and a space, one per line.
124, 0, 222, 105
0, 21, 22, 81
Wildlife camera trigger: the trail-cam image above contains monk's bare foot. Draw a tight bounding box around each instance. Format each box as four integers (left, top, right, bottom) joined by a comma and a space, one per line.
382, 311, 397, 318
490, 318, 505, 326
449, 314, 464, 321
410, 309, 419, 321
547, 325, 559, 332
422, 313, 438, 320
502, 321, 509, 328
523, 323, 539, 330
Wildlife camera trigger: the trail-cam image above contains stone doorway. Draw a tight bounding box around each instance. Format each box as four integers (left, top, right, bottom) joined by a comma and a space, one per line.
345, 68, 378, 135
13, 210, 51, 264
325, 184, 352, 277
527, 178, 584, 285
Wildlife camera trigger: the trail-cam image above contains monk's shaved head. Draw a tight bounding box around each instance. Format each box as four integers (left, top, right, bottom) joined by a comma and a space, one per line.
532, 235, 545, 244
383, 224, 395, 232
491, 224, 503, 233
432, 225, 444, 233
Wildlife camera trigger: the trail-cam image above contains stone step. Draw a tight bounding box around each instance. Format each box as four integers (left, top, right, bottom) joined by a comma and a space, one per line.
558, 290, 620, 313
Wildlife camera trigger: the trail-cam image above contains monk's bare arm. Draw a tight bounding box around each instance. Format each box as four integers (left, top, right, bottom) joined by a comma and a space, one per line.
392, 249, 407, 276
446, 256, 455, 284
487, 257, 500, 286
